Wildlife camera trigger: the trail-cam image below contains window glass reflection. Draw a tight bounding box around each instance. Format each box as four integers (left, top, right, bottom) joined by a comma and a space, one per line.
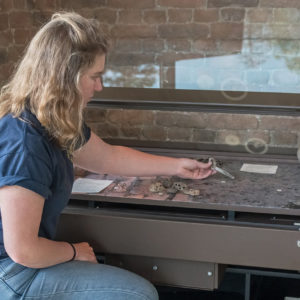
103, 6, 300, 94
176, 42, 300, 93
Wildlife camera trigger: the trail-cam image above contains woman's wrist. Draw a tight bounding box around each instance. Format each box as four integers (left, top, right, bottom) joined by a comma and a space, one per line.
67, 242, 76, 261
175, 158, 187, 176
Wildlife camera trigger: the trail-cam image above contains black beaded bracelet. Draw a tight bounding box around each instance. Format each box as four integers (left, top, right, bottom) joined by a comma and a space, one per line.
67, 242, 76, 261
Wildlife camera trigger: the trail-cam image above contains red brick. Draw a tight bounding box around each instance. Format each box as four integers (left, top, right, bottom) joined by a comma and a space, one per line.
0, 0, 13, 12
168, 9, 192, 23
142, 39, 165, 52
207, 113, 258, 130
167, 39, 191, 51
26, 0, 57, 10
245, 131, 270, 143
115, 39, 142, 53
156, 111, 207, 128
260, 116, 300, 131
32, 11, 52, 27
246, 8, 273, 23
111, 25, 157, 38
271, 131, 297, 146
218, 40, 242, 53
13, 0, 26, 9
274, 8, 300, 23
216, 130, 270, 145
177, 112, 208, 128
0, 48, 8, 64
193, 39, 217, 53
215, 130, 244, 144
120, 126, 142, 138
155, 111, 179, 126
157, 53, 203, 66
260, 0, 300, 8
0, 13, 8, 31
0, 30, 12, 45
107, 0, 155, 9
211, 23, 244, 39
158, 0, 205, 8
106, 109, 155, 127
9, 11, 33, 28
106, 109, 124, 124
95, 123, 119, 138
208, 0, 258, 7
108, 53, 155, 66
84, 108, 107, 122
143, 10, 166, 24
71, 8, 95, 19
7, 45, 25, 62
263, 24, 296, 39
158, 24, 209, 39
142, 126, 167, 140
60, 0, 106, 9
94, 8, 117, 24
13, 28, 34, 45
0, 62, 14, 86
194, 9, 219, 22
123, 110, 154, 126
220, 8, 245, 22
118, 10, 142, 24
168, 127, 192, 141
193, 129, 216, 143
243, 24, 263, 38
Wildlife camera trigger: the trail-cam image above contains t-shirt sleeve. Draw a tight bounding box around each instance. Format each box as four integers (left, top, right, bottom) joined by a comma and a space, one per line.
0, 150, 53, 199
74, 122, 91, 150
82, 122, 91, 144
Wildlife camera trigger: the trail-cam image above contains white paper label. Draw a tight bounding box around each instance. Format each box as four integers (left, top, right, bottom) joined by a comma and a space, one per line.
72, 178, 113, 194
240, 163, 278, 174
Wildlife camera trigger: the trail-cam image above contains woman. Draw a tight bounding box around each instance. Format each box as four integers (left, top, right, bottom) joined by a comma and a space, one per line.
0, 12, 214, 299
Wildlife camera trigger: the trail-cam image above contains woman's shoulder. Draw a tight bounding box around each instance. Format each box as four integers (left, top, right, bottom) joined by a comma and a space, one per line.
0, 113, 27, 149
0, 113, 53, 160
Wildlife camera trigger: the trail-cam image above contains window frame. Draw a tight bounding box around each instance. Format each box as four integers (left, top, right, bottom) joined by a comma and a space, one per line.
90, 87, 300, 116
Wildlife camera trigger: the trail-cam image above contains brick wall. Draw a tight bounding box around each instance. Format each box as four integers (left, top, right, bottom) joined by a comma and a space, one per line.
85, 108, 300, 152
0, 0, 299, 152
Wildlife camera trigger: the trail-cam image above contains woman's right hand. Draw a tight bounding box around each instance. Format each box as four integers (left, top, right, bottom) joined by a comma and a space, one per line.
73, 242, 98, 263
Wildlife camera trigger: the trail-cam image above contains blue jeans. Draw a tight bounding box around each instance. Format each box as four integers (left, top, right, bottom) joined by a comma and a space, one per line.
0, 257, 159, 299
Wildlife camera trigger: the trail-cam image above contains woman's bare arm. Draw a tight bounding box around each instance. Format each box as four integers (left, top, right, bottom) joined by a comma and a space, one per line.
0, 185, 97, 268
73, 131, 213, 179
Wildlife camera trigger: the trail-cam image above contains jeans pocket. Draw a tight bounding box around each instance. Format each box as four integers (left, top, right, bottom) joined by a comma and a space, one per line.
0, 257, 11, 276
2, 260, 27, 280
0, 258, 38, 296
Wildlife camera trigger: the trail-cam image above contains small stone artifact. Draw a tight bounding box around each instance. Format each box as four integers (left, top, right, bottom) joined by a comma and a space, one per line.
149, 180, 200, 196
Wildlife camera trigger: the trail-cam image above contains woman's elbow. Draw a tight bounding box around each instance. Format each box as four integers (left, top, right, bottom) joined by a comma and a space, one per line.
5, 245, 35, 267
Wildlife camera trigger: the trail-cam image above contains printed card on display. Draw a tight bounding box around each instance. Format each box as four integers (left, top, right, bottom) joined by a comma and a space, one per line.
240, 163, 278, 174
72, 178, 113, 194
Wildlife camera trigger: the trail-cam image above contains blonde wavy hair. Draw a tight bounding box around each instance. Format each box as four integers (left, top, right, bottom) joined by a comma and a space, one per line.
0, 12, 108, 157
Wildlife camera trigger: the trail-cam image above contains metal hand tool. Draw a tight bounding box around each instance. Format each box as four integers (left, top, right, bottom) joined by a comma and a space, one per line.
209, 157, 235, 179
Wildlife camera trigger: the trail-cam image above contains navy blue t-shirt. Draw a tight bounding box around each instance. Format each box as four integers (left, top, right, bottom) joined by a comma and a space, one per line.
0, 109, 91, 257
